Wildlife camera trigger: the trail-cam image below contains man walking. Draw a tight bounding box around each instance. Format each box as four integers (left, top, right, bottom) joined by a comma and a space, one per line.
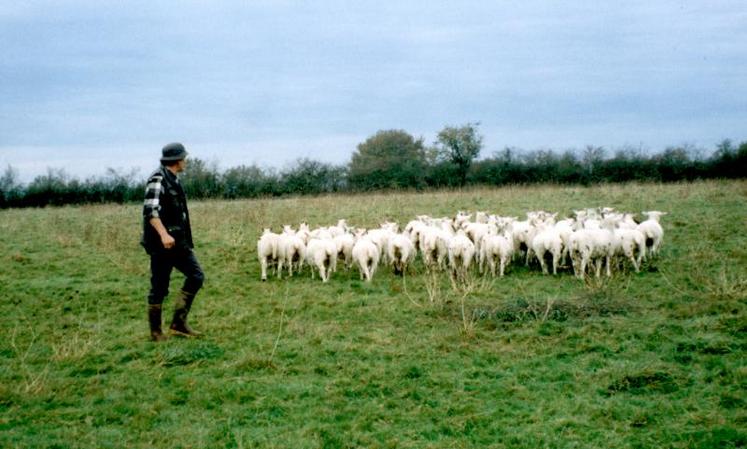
141, 143, 205, 341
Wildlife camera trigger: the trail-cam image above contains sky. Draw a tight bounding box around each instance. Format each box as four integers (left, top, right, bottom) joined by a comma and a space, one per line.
1, 0, 745, 183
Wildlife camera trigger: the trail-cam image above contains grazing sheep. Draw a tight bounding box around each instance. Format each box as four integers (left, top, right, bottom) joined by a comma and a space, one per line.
449, 230, 476, 280
463, 222, 492, 259
257, 229, 281, 281
569, 228, 614, 278
387, 233, 416, 276
603, 214, 646, 273
306, 238, 337, 282
366, 227, 396, 264
277, 231, 306, 279
419, 227, 451, 270
333, 233, 355, 270
511, 218, 533, 264
352, 237, 380, 282
480, 231, 514, 277
531, 223, 563, 275
638, 211, 666, 258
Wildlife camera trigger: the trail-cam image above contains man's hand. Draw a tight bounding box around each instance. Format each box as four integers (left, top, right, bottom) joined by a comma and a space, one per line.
150, 217, 175, 250
161, 233, 176, 249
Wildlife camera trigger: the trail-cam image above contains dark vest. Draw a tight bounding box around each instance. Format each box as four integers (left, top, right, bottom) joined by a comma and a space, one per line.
141, 167, 194, 254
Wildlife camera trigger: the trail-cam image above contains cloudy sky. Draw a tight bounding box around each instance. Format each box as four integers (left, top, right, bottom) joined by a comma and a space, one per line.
1, 0, 745, 183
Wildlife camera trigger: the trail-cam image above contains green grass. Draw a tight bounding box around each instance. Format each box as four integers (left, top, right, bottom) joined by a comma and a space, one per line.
1, 180, 745, 448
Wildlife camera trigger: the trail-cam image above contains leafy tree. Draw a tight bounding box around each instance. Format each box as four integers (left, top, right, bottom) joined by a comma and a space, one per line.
435, 123, 483, 187
349, 130, 427, 190
281, 158, 347, 195
222, 164, 278, 198
181, 158, 221, 199
0, 165, 21, 207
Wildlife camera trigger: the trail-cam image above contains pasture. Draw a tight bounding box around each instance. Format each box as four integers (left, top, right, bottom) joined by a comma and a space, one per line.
1, 180, 745, 448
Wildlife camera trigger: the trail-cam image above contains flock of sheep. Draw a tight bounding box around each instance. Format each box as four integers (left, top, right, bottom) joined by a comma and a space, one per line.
257, 208, 667, 283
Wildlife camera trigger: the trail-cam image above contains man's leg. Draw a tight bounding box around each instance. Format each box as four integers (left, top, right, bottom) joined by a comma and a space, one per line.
148, 252, 174, 341
169, 250, 205, 337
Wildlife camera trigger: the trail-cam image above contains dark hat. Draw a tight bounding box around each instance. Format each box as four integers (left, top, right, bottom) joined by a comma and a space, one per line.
160, 142, 188, 163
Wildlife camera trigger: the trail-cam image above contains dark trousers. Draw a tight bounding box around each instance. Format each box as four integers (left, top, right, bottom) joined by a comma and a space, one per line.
148, 248, 205, 305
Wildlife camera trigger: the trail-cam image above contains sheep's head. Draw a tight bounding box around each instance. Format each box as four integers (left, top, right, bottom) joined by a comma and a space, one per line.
643, 211, 668, 222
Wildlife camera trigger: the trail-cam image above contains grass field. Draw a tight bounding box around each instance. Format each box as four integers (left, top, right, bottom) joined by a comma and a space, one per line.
1, 180, 745, 449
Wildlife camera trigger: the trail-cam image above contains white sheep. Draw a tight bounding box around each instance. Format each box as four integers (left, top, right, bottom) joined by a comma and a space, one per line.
387, 233, 416, 276
305, 238, 337, 282
352, 237, 380, 282
603, 214, 646, 273
531, 223, 563, 275
480, 231, 514, 277
277, 231, 306, 279
637, 211, 666, 258
257, 228, 281, 281
449, 230, 476, 280
419, 227, 451, 270
333, 233, 355, 270
569, 228, 614, 278
463, 222, 492, 260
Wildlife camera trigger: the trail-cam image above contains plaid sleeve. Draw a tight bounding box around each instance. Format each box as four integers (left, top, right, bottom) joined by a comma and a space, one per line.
143, 173, 163, 220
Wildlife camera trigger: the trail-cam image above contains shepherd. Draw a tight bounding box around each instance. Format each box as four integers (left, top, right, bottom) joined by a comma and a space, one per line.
141, 143, 205, 341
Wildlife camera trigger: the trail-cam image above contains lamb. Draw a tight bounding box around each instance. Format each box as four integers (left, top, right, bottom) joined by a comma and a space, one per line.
463, 222, 492, 259
277, 231, 306, 279
603, 214, 646, 273
637, 211, 666, 258
530, 223, 563, 275
305, 238, 337, 282
366, 227, 396, 264
387, 233, 416, 276
569, 228, 614, 278
454, 211, 472, 229
296, 222, 311, 244
333, 233, 355, 270
419, 227, 451, 270
257, 228, 281, 281
352, 237, 380, 282
328, 219, 349, 238
554, 218, 575, 267
511, 218, 533, 264
480, 231, 514, 277
449, 230, 476, 280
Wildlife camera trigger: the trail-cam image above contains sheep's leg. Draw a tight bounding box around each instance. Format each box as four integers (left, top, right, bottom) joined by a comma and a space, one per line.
540, 256, 548, 274
594, 259, 602, 278
260, 258, 268, 281
605, 255, 612, 277
629, 255, 639, 273
552, 252, 559, 275
525, 247, 532, 266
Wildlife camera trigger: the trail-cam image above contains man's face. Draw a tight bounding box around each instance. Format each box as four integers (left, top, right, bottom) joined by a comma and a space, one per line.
175, 158, 187, 173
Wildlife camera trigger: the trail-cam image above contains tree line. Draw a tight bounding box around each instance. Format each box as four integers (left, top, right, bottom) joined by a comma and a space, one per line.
1, 124, 745, 208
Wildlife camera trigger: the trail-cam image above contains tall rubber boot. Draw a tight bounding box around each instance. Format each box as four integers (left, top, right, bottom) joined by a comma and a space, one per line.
148, 304, 168, 342
169, 290, 202, 337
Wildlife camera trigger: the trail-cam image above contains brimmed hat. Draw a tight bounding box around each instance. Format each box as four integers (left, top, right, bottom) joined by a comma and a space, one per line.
160, 142, 188, 163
